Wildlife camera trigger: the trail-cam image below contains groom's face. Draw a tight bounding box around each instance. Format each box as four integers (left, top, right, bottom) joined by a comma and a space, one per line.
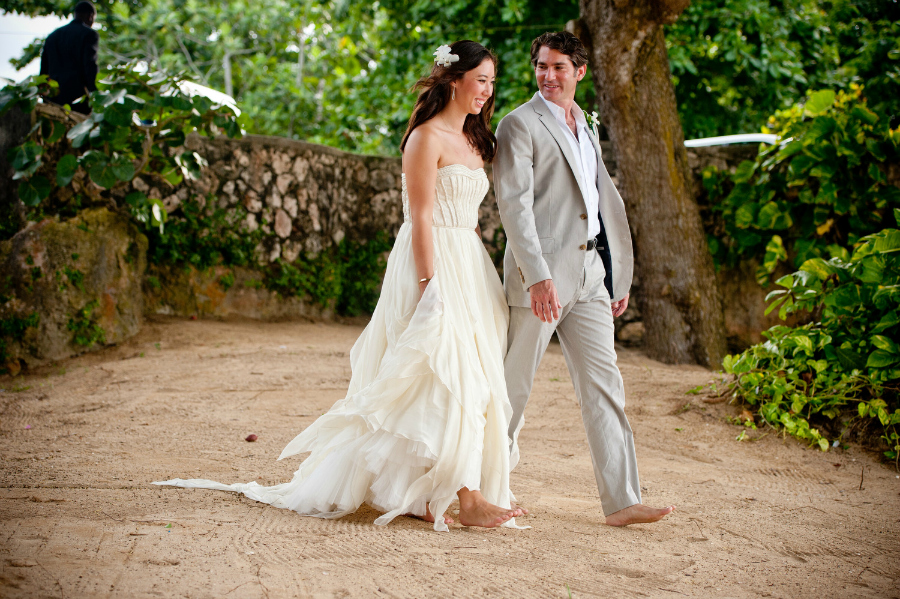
534, 46, 585, 106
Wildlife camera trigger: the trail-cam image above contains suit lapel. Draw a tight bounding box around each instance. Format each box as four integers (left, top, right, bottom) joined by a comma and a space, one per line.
529, 94, 590, 205
585, 126, 604, 191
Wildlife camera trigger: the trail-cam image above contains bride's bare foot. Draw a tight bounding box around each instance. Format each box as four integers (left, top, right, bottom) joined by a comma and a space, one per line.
406, 506, 453, 525
510, 502, 529, 516
605, 503, 675, 526
458, 490, 523, 528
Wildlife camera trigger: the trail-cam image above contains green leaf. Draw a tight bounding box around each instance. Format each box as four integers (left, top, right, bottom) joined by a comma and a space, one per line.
794, 335, 813, 354
760, 235, 788, 277
13, 159, 41, 180
67, 118, 94, 148
732, 161, 757, 184
735, 203, 755, 228
864, 230, 900, 254
867, 350, 899, 368
124, 191, 147, 208
45, 120, 67, 144
8, 141, 42, 170
872, 311, 899, 335
160, 167, 183, 187
100, 88, 127, 108
868, 162, 886, 184
871, 335, 899, 353
56, 154, 78, 186
103, 103, 133, 127
804, 90, 836, 116
111, 156, 135, 182
851, 105, 879, 126
809, 163, 835, 179
799, 258, 836, 280
856, 257, 885, 283
756, 202, 783, 229
89, 162, 118, 189
835, 346, 866, 371
17, 175, 51, 207
866, 139, 887, 161
830, 284, 861, 308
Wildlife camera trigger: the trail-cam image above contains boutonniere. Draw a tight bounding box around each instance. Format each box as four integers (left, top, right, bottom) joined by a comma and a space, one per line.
583, 110, 600, 138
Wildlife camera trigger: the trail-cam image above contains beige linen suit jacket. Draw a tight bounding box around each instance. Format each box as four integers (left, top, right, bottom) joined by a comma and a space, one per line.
494, 93, 633, 306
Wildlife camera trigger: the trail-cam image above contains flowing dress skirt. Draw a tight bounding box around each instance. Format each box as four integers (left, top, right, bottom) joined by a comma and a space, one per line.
154, 222, 522, 531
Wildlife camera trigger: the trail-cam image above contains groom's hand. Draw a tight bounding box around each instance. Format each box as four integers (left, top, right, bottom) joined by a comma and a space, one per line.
529, 279, 562, 323
611, 293, 630, 318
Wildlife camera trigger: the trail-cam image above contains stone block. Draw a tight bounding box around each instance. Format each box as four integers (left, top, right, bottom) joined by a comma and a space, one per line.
244, 190, 262, 213
276, 174, 293, 195
0, 208, 147, 367
272, 151, 292, 175
369, 169, 396, 192
274, 209, 292, 239
283, 195, 299, 218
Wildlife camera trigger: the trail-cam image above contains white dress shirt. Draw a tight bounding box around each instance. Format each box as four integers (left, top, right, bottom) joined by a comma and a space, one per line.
538, 91, 601, 238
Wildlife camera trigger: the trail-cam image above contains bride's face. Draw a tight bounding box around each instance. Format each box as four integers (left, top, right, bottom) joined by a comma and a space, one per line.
452, 58, 496, 115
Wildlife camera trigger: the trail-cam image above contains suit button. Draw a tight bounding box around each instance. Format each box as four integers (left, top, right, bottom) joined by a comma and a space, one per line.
580, 214, 587, 220
579, 244, 587, 250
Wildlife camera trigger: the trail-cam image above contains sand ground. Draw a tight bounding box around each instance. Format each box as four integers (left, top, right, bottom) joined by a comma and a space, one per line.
1, 317, 898, 598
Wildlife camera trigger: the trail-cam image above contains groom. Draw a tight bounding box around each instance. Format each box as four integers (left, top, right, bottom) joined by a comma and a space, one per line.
494, 31, 674, 526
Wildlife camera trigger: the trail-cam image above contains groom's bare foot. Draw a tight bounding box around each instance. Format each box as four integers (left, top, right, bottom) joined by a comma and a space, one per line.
606, 503, 675, 526
458, 492, 523, 528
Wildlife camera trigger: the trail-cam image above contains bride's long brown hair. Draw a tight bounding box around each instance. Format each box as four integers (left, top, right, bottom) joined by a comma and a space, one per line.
400, 40, 498, 163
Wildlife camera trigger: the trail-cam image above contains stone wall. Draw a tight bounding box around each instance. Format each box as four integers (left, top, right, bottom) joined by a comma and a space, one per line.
1, 102, 769, 367
137, 134, 769, 348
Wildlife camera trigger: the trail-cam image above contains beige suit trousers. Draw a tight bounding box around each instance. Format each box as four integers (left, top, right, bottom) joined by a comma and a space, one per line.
504, 250, 641, 516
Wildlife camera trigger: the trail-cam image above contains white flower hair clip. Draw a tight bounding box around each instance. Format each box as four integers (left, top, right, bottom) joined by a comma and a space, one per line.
433, 45, 459, 68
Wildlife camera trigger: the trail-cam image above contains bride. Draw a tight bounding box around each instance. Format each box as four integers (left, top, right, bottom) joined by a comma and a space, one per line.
154, 40, 526, 531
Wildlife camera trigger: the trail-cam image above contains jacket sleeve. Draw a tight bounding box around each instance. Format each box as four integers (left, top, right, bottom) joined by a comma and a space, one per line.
83, 30, 99, 93
495, 112, 552, 288
39, 42, 49, 77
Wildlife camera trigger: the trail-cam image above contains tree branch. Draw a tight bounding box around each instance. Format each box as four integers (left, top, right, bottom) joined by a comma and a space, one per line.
175, 35, 208, 85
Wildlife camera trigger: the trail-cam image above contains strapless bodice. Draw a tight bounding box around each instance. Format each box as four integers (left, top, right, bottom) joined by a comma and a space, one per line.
402, 164, 489, 229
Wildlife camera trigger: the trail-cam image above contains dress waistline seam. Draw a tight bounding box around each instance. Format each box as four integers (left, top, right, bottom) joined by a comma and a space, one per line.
402, 221, 474, 230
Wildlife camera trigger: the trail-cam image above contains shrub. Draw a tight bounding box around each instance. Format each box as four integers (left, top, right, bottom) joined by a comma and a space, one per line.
703, 87, 900, 284
0, 67, 245, 239
724, 211, 900, 462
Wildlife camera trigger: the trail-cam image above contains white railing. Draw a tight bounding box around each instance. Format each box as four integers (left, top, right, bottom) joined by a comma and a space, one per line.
685, 133, 778, 147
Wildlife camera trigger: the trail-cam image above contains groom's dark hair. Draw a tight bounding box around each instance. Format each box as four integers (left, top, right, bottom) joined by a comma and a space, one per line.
531, 31, 588, 69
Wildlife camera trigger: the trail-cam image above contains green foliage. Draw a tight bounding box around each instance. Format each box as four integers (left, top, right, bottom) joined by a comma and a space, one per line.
0, 311, 40, 370
0, 67, 244, 239
67, 299, 106, 348
146, 197, 259, 271
9, 0, 580, 154
704, 87, 900, 283
265, 232, 392, 317
669, 0, 900, 139
62, 266, 85, 293
143, 192, 391, 317
333, 231, 393, 316
724, 215, 900, 460
10, 1, 900, 149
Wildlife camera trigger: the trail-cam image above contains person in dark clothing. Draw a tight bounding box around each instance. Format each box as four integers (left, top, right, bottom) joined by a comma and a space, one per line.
39, 1, 99, 114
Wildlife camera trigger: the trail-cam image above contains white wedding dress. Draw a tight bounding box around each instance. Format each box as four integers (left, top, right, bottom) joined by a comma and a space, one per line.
154, 164, 522, 531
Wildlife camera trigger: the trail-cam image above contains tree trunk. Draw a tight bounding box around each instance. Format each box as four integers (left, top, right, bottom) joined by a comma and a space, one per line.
577, 0, 727, 367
